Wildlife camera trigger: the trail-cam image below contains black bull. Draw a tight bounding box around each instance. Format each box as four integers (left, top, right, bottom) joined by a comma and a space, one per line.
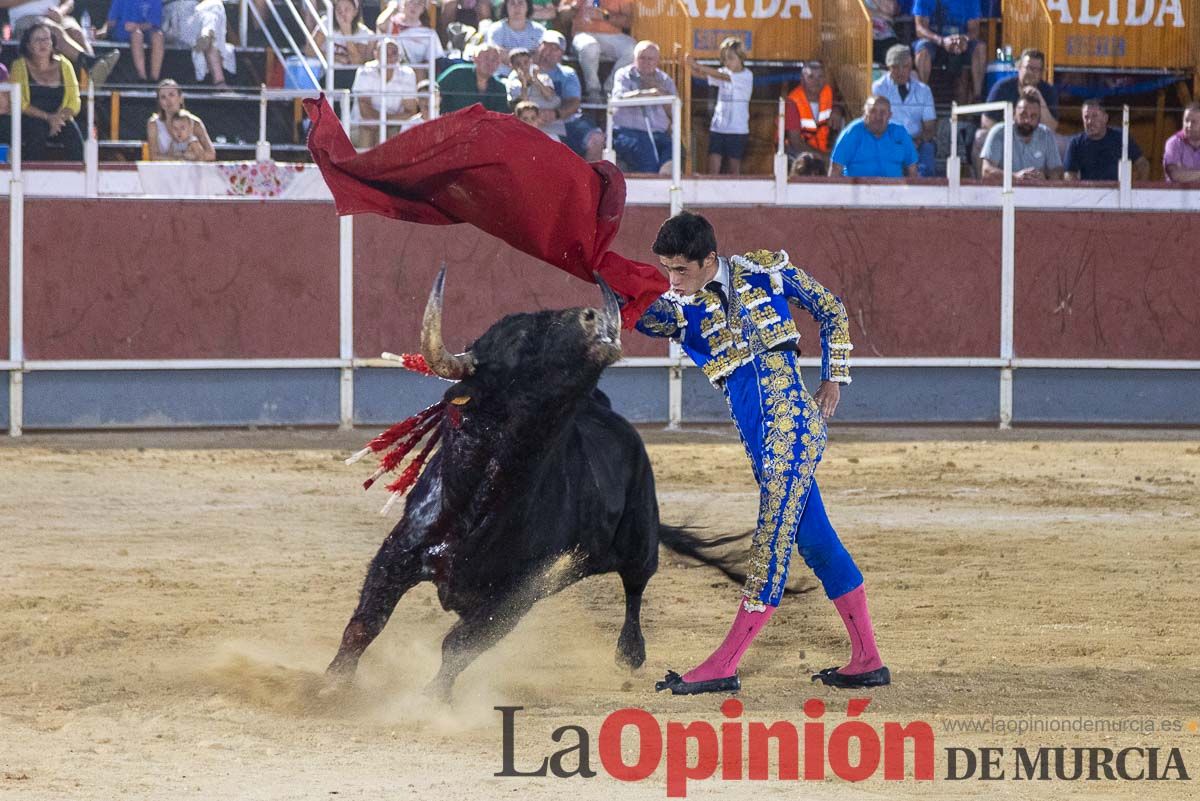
327, 270, 743, 697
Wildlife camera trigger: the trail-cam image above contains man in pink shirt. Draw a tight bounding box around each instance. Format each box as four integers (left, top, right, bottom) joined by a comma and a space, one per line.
1163, 102, 1200, 183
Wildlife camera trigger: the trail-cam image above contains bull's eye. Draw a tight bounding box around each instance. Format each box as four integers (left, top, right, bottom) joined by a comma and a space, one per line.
583, 309, 597, 322
449, 396, 471, 406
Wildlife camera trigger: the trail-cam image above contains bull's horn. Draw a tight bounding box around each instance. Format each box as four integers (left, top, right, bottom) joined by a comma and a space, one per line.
421, 265, 475, 380
594, 272, 622, 348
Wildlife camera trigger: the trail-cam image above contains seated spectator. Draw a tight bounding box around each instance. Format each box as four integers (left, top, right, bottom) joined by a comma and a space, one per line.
504, 47, 559, 111
437, 45, 509, 113
486, 0, 547, 77
784, 59, 844, 176
163, 110, 213, 160
376, 0, 445, 81
864, 0, 902, 65
872, 44, 936, 177
100, 0, 165, 83
913, 0, 986, 104
436, 0, 491, 47
830, 95, 918, 178
980, 89, 1062, 181
975, 47, 1057, 174
1163, 102, 1200, 183
1064, 99, 1149, 181
146, 79, 215, 160
10, 22, 83, 162
351, 39, 419, 149
535, 28, 603, 161
310, 0, 374, 89
6, 0, 94, 66
611, 40, 677, 174
686, 37, 753, 176
514, 98, 559, 141
162, 0, 237, 87
560, 0, 635, 102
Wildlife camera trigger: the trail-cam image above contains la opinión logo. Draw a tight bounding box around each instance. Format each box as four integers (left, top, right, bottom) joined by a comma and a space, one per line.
496, 698, 935, 797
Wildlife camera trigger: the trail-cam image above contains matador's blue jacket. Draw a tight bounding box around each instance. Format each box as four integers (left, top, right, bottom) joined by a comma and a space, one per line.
635, 249, 852, 388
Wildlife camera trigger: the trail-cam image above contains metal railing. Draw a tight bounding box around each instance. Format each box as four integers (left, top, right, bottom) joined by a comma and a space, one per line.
603, 93, 682, 214
2, 82, 24, 435
257, 87, 350, 160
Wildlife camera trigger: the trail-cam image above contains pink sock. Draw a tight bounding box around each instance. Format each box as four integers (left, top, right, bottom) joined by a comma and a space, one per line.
683, 601, 776, 682
833, 584, 884, 674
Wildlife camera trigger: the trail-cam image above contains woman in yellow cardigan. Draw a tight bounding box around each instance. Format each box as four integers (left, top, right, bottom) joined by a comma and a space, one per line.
10, 21, 84, 162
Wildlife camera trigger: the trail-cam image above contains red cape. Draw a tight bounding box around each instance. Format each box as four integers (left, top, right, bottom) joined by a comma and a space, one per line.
303, 96, 667, 328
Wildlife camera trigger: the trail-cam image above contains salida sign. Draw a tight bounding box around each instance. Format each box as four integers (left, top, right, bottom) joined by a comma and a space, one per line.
1039, 0, 1192, 66
635, 0, 816, 59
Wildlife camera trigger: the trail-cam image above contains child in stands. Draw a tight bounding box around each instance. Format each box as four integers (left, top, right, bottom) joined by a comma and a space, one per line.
686, 37, 753, 175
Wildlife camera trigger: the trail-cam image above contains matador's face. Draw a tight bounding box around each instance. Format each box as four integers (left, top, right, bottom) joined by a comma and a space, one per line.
659, 253, 719, 296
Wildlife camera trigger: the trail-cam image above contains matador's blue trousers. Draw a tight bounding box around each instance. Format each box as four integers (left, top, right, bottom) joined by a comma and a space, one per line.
723, 350, 863, 608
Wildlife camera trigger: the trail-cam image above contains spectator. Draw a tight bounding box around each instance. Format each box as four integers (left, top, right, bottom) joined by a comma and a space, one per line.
310, 0, 374, 89
983, 48, 1057, 133
1064, 98, 1149, 182
513, 98, 559, 141
685, 36, 753, 176
872, 43, 936, 176
980, 89, 1062, 181
1163, 102, 1200, 183
864, 0, 902, 65
830, 95, 918, 178
100, 0, 164, 83
146, 79, 215, 161
913, 0, 986, 104
486, 0, 547, 77
376, 0, 445, 82
784, 59, 844, 176
437, 44, 509, 113
504, 47, 558, 111
350, 39, 419, 149
9, 22, 83, 162
975, 47, 1057, 174
611, 39, 677, 174
560, 0, 635, 103
164, 110, 213, 160
436, 0, 491, 47
534, 28, 603, 161
5, 0, 95, 66
162, 0, 237, 87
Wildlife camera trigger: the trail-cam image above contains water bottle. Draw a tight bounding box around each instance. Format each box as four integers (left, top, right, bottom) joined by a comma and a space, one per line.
80, 10, 93, 44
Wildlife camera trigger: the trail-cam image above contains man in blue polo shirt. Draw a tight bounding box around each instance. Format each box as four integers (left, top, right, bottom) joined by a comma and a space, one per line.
830, 96, 918, 178
1064, 98, 1149, 181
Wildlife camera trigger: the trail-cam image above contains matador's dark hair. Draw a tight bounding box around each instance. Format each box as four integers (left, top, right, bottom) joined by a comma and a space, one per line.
652, 211, 718, 264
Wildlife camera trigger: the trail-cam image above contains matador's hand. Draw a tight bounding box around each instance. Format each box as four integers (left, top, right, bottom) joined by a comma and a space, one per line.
814, 380, 840, 420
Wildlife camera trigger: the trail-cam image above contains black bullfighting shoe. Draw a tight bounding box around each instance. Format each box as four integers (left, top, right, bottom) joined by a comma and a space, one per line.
811, 665, 891, 688
654, 670, 741, 695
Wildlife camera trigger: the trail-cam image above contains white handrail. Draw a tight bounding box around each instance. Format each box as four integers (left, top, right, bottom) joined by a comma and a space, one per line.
950, 100, 1015, 428
84, 78, 98, 197
3, 82, 24, 435
256, 88, 351, 161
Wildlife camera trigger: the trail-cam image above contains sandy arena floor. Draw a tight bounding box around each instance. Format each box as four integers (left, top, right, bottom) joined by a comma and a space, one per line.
1, 425, 1198, 800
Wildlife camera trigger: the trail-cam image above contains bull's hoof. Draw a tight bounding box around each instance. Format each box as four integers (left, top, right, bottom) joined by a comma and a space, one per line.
422, 677, 454, 703
616, 633, 646, 670
317, 670, 354, 700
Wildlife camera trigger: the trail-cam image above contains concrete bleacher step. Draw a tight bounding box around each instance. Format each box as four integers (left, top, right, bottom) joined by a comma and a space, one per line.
91, 88, 301, 146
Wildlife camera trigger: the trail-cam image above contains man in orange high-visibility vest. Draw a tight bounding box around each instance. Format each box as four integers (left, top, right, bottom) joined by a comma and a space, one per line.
784, 60, 844, 175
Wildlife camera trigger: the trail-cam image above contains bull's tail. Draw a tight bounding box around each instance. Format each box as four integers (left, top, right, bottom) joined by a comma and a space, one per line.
657, 524, 752, 585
